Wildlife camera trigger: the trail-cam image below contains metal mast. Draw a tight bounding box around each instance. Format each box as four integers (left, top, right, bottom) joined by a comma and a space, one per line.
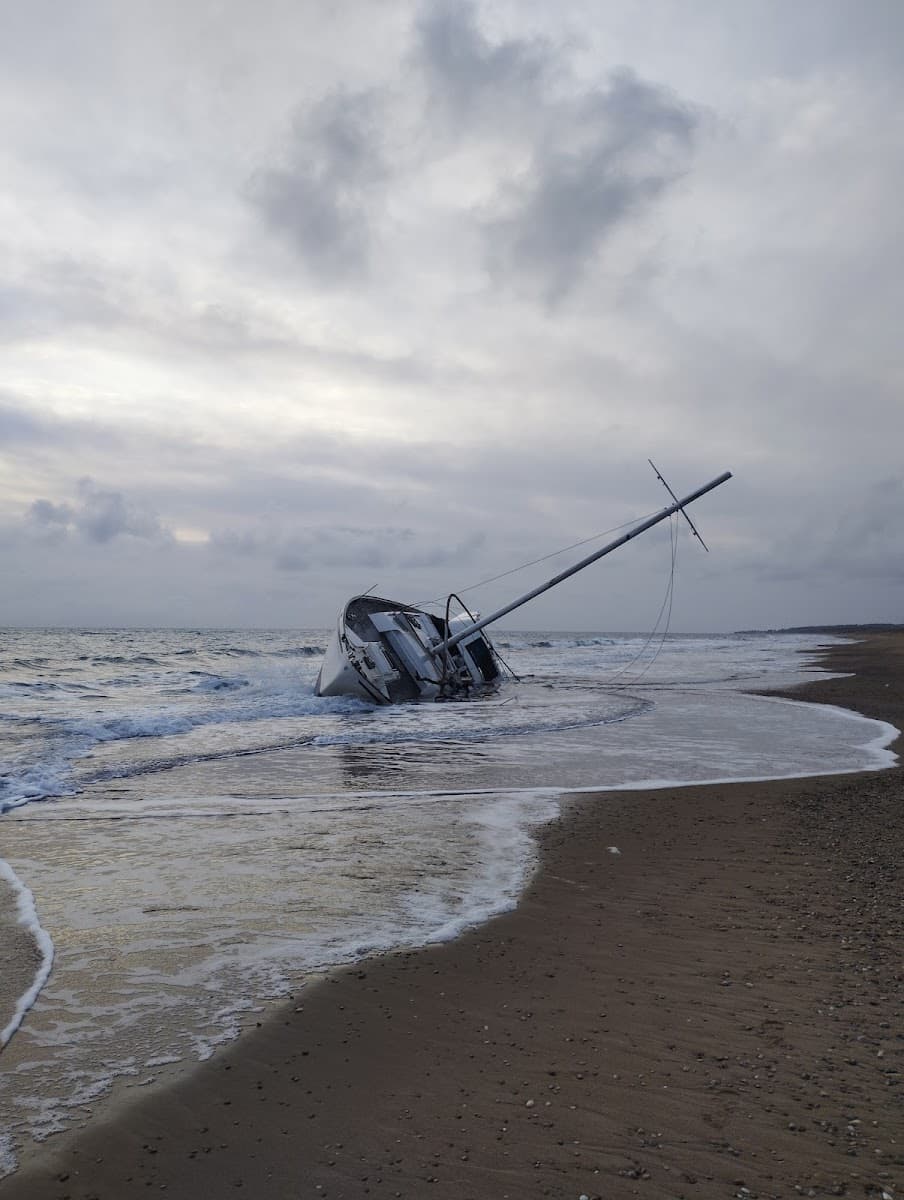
442, 470, 732, 653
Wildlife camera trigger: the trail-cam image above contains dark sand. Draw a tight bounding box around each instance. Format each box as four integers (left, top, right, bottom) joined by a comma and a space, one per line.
2, 635, 902, 1199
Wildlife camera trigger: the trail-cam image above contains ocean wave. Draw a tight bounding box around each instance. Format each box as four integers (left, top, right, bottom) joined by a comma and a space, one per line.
207, 644, 325, 659
187, 672, 249, 693
79, 654, 162, 667
0, 688, 372, 809
0, 680, 94, 699
511, 635, 616, 650
0, 760, 78, 813
69, 713, 196, 742
0, 682, 57, 696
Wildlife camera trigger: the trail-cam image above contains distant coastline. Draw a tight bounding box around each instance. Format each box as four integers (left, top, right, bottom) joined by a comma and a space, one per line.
736, 622, 904, 635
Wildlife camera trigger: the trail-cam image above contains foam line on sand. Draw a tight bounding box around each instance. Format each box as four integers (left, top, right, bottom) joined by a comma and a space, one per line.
0, 859, 55, 1049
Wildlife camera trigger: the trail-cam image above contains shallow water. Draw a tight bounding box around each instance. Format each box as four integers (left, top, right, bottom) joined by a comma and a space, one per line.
0, 628, 896, 1172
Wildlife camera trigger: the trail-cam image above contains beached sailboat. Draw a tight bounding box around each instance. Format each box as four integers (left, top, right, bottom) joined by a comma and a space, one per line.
315, 469, 732, 704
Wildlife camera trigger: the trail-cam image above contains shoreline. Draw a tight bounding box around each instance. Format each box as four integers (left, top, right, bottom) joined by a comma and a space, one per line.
2, 633, 902, 1198
0, 873, 49, 1051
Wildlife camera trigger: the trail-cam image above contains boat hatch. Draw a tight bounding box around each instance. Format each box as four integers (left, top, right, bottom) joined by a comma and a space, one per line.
369, 611, 444, 685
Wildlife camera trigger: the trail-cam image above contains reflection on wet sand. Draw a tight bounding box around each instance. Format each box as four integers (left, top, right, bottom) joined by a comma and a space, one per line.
337, 740, 494, 789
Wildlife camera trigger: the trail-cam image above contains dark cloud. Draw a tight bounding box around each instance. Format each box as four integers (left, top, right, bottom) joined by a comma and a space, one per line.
247, 89, 388, 278
414, 1, 551, 124
244, 5, 698, 301
484, 71, 696, 300
414, 5, 699, 300
29, 498, 74, 526
211, 522, 487, 576
26, 478, 171, 544
493, 183, 655, 300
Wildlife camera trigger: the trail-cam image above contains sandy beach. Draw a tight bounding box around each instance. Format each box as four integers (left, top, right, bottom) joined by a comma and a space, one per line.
1, 633, 901, 1199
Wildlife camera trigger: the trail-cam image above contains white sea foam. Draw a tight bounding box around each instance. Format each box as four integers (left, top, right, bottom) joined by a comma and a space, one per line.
0, 1135, 18, 1179
0, 859, 55, 1049
144, 1052, 182, 1067
572, 697, 899, 792
394, 790, 561, 945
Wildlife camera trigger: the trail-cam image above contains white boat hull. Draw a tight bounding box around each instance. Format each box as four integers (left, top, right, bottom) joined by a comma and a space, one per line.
314, 595, 501, 704
315, 627, 385, 703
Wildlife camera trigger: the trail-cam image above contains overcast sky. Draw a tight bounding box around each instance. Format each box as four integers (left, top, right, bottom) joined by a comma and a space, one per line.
1, 0, 901, 631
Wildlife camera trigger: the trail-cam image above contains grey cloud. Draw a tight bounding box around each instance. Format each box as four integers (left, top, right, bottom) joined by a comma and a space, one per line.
414, 1, 550, 124
207, 529, 265, 557
832, 478, 903, 544
174, 422, 662, 556
76, 480, 167, 543
0, 394, 124, 450
484, 69, 697, 302
0, 251, 174, 355
210, 524, 407, 573
740, 477, 904, 591
247, 89, 388, 278
414, 5, 698, 301
276, 527, 414, 573
26, 479, 171, 544
212, 520, 488, 577
0, 399, 48, 442
399, 530, 486, 569
243, 4, 698, 301
703, 0, 904, 79
815, 477, 904, 584
29, 498, 74, 526
274, 548, 309, 572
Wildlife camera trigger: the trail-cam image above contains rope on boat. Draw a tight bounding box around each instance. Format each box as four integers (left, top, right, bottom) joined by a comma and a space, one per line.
605, 512, 679, 687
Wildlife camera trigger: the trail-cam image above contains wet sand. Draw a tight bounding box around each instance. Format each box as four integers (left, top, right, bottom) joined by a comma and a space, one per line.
0, 876, 45, 1047
2, 634, 902, 1199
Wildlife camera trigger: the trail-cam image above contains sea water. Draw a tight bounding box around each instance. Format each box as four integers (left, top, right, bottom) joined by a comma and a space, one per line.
0, 628, 896, 1171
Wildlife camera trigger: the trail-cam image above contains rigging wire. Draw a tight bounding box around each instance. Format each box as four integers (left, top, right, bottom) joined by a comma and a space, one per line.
624, 512, 679, 683
413, 507, 664, 610
603, 513, 679, 688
